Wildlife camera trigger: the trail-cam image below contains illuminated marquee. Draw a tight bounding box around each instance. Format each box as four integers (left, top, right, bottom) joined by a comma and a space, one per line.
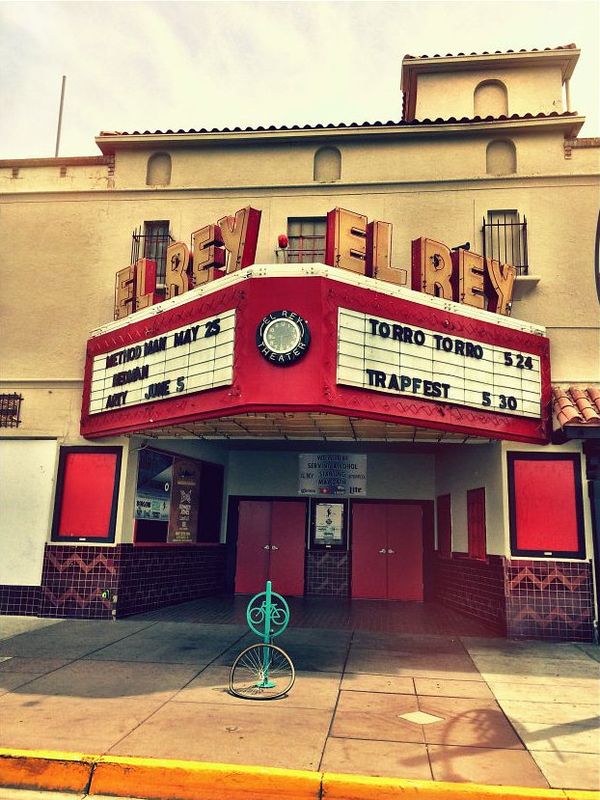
89, 310, 235, 414
114, 206, 517, 321
337, 309, 541, 418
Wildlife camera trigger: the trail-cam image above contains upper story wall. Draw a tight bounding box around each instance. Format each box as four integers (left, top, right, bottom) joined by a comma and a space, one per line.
414, 65, 564, 120
1, 126, 598, 390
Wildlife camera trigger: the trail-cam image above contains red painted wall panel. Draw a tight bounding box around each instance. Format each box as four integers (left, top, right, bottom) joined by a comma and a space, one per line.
513, 459, 580, 553
467, 488, 487, 561
56, 452, 118, 539
436, 494, 452, 558
81, 275, 551, 444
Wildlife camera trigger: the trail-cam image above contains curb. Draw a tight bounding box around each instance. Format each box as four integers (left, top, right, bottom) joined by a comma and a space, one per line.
0, 749, 598, 800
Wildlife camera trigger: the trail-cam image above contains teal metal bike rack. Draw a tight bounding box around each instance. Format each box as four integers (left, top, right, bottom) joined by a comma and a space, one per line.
229, 581, 295, 699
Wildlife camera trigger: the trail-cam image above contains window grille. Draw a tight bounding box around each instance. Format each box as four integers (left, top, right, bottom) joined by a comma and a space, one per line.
0, 393, 23, 428
131, 221, 173, 285
482, 211, 528, 276
285, 218, 327, 263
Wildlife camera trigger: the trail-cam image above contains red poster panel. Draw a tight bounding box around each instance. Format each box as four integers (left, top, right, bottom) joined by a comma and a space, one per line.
386, 504, 423, 601
467, 488, 487, 560
270, 501, 307, 597
52, 448, 121, 542
508, 454, 585, 557
436, 494, 452, 558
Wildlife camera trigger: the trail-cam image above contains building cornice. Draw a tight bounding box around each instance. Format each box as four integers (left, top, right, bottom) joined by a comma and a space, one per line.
94, 114, 585, 153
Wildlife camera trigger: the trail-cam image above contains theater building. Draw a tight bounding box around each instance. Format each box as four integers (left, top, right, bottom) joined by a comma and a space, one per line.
1, 45, 599, 642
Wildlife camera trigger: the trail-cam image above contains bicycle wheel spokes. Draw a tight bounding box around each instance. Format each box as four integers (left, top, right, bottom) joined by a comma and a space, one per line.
229, 643, 295, 700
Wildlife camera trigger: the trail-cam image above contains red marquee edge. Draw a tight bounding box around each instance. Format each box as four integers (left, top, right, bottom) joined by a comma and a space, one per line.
81, 275, 552, 444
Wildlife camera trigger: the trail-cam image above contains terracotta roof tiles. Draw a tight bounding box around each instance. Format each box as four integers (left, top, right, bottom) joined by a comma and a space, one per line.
403, 44, 578, 60
98, 111, 578, 139
553, 386, 600, 428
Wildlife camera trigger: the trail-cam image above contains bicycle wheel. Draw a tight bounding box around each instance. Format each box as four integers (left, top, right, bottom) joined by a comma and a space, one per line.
229, 643, 295, 700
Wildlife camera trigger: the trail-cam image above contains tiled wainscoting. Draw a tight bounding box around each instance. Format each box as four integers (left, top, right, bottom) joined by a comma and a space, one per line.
504, 559, 595, 642
433, 554, 507, 633
433, 554, 596, 641
305, 551, 351, 597
0, 544, 227, 620
0, 585, 41, 616
117, 544, 227, 617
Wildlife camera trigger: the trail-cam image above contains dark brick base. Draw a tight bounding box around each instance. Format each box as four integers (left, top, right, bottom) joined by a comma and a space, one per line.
305, 551, 351, 597
0, 585, 41, 616
0, 543, 227, 620
433, 554, 507, 633
116, 544, 227, 617
505, 559, 595, 642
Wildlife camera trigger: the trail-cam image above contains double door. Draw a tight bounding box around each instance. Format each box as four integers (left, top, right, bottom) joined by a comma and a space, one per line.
351, 502, 423, 600
234, 500, 306, 596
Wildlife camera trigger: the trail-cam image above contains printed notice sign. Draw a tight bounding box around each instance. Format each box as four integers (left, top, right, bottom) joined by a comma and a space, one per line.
337, 309, 542, 418
299, 453, 367, 496
315, 503, 344, 543
89, 310, 235, 415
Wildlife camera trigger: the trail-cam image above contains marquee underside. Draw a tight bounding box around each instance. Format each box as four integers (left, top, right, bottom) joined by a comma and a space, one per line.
134, 411, 493, 443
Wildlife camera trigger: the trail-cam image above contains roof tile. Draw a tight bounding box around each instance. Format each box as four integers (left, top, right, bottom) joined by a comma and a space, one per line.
98, 111, 579, 140
404, 44, 577, 60
553, 387, 600, 428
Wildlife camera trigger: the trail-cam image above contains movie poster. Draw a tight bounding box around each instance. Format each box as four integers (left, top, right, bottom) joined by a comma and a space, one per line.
167, 458, 201, 542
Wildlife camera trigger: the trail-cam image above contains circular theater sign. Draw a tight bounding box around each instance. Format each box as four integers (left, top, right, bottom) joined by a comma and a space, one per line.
256, 310, 311, 366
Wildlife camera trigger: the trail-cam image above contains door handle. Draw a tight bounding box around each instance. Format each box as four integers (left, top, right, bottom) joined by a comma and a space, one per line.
387, 549, 395, 554
271, 545, 279, 551
378, 548, 386, 554
263, 544, 270, 550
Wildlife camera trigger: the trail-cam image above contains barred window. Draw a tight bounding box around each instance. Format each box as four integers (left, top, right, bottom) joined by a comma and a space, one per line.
286, 218, 326, 263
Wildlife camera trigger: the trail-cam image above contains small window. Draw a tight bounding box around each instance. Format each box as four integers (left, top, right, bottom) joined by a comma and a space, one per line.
467, 487, 486, 560
51, 447, 122, 543
483, 210, 528, 275
508, 453, 585, 558
146, 152, 172, 186
314, 147, 341, 182
131, 220, 173, 285
474, 80, 508, 117
436, 494, 452, 558
486, 139, 517, 175
287, 217, 327, 263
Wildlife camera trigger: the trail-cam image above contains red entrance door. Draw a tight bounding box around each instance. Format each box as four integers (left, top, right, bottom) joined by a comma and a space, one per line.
351, 502, 423, 600
235, 500, 307, 596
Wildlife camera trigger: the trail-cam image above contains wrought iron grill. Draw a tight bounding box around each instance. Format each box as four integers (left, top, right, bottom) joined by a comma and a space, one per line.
131, 221, 174, 285
482, 212, 528, 276
0, 393, 23, 428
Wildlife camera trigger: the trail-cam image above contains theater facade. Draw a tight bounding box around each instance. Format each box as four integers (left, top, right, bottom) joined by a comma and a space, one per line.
1, 45, 599, 641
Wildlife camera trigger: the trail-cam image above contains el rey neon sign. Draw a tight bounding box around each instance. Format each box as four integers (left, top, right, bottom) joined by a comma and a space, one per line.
115, 206, 516, 320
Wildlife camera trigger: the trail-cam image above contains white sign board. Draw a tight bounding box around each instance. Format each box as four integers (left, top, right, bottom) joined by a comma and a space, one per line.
337, 309, 541, 418
89, 310, 235, 414
299, 453, 367, 496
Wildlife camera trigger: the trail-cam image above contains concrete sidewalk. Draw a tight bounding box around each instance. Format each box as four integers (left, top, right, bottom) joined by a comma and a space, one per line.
0, 614, 598, 792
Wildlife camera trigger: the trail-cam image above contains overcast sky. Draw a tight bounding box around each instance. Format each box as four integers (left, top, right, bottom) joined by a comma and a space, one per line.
1, 0, 598, 159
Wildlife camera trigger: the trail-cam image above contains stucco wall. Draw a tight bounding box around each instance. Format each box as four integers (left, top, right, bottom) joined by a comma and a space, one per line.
414, 65, 564, 120
434, 443, 505, 555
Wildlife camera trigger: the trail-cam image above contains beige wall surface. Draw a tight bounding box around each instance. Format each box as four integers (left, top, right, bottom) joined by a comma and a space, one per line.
435, 443, 505, 555
414, 65, 564, 120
